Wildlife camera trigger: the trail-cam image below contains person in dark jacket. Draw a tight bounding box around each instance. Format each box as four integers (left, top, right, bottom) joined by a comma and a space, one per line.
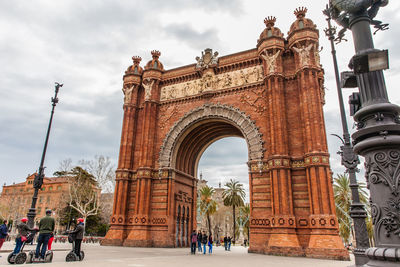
223, 236, 228, 251
190, 230, 197, 254
13, 218, 34, 255
70, 218, 85, 259
208, 234, 213, 254
201, 231, 208, 254
227, 236, 231, 251
35, 209, 55, 261
197, 231, 202, 252
0, 220, 8, 254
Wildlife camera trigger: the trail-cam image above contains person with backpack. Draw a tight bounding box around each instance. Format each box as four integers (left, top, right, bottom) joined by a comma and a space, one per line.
208, 233, 213, 254
197, 231, 202, 252
13, 218, 34, 255
190, 230, 197, 254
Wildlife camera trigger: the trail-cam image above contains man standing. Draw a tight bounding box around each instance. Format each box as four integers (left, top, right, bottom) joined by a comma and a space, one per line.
190, 230, 197, 254
35, 209, 55, 261
197, 231, 202, 253
69, 218, 84, 259
201, 231, 208, 255
223, 236, 228, 251
0, 220, 8, 255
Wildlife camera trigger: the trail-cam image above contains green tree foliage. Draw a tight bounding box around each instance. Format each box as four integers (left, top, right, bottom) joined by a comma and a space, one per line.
239, 204, 250, 241
199, 186, 217, 235
222, 179, 245, 244
333, 173, 371, 245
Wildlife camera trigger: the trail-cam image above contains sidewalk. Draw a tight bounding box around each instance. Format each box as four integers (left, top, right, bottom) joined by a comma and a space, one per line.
0, 241, 355, 267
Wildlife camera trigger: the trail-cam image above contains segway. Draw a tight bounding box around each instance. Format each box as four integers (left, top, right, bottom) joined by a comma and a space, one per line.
7, 230, 38, 264
65, 232, 84, 262
26, 249, 53, 263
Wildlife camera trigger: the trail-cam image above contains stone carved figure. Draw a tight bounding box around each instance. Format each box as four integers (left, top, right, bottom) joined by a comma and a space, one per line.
122, 84, 135, 104
195, 48, 219, 69
293, 44, 313, 67
314, 44, 321, 67
261, 50, 280, 73
143, 79, 155, 101
195, 56, 204, 69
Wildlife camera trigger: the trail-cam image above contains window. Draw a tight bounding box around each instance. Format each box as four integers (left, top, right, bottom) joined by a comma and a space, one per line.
47, 196, 50, 203
37, 207, 42, 214
41, 187, 45, 191
57, 186, 61, 190
299, 20, 304, 29
39, 196, 43, 203
49, 186, 53, 191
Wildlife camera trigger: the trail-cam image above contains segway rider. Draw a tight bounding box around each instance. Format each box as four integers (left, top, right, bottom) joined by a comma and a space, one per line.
70, 218, 84, 259
0, 220, 8, 251
35, 209, 55, 262
13, 218, 34, 255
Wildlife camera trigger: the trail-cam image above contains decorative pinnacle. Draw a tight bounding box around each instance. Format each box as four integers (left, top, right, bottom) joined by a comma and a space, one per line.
151, 50, 161, 59
264, 16, 276, 28
294, 7, 307, 19
132, 56, 142, 65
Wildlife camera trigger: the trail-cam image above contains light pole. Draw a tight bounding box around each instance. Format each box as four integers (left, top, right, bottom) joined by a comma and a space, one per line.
27, 82, 62, 228
328, 1, 400, 266
323, 6, 370, 266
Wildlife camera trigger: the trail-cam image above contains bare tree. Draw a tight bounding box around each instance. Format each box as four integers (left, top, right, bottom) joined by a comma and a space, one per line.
79, 155, 115, 193
67, 167, 100, 234
57, 158, 73, 173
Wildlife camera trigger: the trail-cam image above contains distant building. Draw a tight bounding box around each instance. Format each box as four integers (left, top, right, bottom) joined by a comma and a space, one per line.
0, 173, 102, 233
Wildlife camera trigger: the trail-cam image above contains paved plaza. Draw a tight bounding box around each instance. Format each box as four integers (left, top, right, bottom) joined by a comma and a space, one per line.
0, 241, 355, 267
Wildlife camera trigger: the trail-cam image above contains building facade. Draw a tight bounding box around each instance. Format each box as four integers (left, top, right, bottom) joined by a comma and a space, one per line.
103, 8, 349, 260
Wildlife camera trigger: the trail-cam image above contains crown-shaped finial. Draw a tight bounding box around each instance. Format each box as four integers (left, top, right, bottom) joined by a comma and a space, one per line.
264, 16, 276, 28
294, 7, 307, 19
132, 56, 142, 65
151, 50, 161, 59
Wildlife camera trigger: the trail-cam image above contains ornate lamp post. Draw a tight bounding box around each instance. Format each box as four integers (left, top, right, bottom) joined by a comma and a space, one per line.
327, 1, 400, 266
27, 82, 62, 228
323, 7, 370, 266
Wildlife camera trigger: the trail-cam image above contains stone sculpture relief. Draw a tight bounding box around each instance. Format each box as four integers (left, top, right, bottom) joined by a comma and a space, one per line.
160, 65, 264, 101
122, 84, 135, 104
261, 50, 280, 73
293, 44, 313, 67
143, 78, 155, 101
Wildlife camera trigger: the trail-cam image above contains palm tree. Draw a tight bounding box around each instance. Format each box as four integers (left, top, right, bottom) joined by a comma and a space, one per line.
333, 173, 370, 245
223, 179, 245, 244
199, 186, 217, 235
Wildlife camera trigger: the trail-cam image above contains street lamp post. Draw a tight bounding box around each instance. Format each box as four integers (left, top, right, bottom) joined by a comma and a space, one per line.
27, 82, 62, 228
323, 7, 370, 266
328, 1, 400, 266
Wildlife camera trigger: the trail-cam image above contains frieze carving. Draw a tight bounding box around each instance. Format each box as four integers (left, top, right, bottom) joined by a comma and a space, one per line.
143, 78, 155, 101
159, 104, 265, 167
122, 84, 136, 104
175, 190, 192, 203
160, 65, 264, 101
239, 87, 267, 114
260, 50, 280, 73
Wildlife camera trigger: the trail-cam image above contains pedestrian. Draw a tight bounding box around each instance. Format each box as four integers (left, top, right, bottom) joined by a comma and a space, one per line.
201, 231, 208, 254
208, 233, 213, 254
227, 236, 231, 251
190, 230, 197, 254
244, 238, 247, 247
69, 218, 85, 259
0, 220, 9, 256
35, 209, 55, 261
197, 231, 202, 252
13, 218, 34, 256
224, 236, 227, 251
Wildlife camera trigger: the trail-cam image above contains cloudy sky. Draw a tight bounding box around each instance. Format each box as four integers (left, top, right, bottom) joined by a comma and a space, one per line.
1, 1, 399, 198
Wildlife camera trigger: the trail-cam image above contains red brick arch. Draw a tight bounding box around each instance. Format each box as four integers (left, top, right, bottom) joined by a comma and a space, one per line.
102, 8, 349, 260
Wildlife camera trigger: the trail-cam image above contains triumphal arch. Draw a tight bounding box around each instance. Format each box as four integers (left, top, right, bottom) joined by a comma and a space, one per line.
102, 8, 349, 260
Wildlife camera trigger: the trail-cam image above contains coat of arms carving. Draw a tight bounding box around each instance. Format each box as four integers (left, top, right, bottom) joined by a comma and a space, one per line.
195, 48, 219, 70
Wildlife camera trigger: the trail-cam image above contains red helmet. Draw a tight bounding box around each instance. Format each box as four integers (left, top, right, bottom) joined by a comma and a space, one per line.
21, 218, 28, 223
77, 218, 84, 223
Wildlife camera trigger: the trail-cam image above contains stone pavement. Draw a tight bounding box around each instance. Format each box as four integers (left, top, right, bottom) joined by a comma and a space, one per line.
0, 241, 355, 267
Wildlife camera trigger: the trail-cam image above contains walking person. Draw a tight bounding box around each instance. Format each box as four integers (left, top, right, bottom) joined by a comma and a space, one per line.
13, 218, 34, 256
208, 234, 213, 254
223, 236, 228, 251
190, 230, 197, 254
201, 231, 208, 255
227, 236, 231, 251
197, 231, 202, 252
35, 209, 55, 261
69, 218, 85, 259
0, 220, 8, 256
